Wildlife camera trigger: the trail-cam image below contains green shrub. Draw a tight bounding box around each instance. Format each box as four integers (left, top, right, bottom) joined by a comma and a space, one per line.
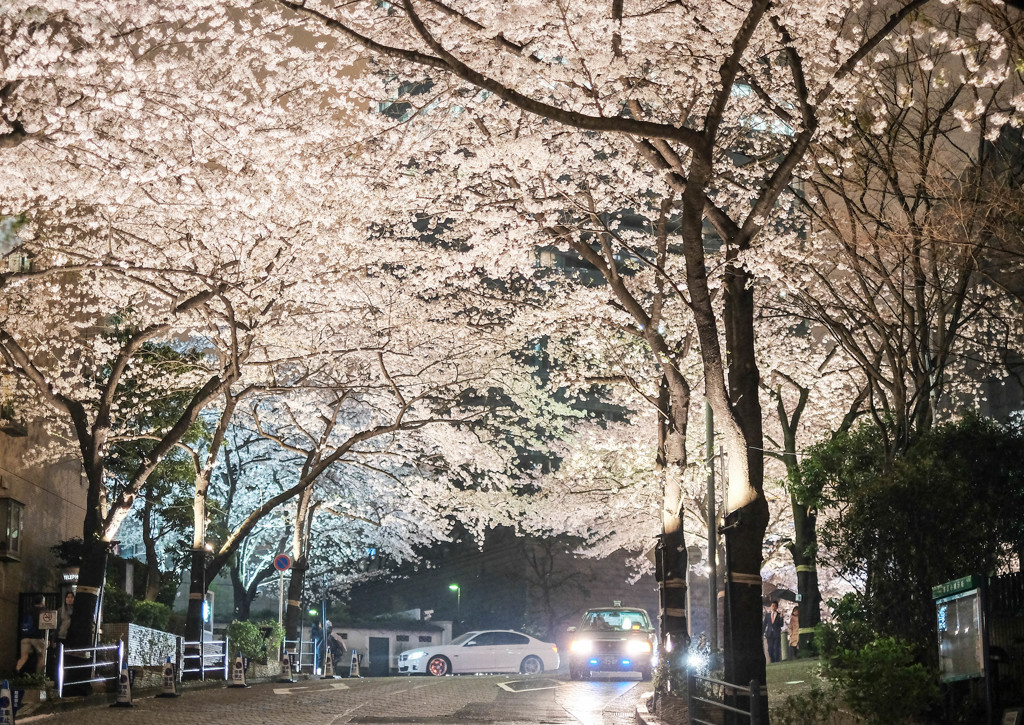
256, 619, 285, 651
102, 586, 136, 623
772, 686, 839, 725
0, 670, 48, 688
224, 619, 284, 662
827, 636, 938, 725
132, 601, 171, 631
225, 620, 265, 661
815, 593, 874, 662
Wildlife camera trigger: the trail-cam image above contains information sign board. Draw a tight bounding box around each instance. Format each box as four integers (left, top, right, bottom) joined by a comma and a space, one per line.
936, 588, 984, 682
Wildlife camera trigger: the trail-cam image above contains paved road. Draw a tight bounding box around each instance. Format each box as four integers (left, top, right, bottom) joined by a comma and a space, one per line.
23, 673, 652, 725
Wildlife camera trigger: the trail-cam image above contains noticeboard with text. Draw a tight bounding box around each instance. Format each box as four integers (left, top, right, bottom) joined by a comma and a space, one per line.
936, 587, 984, 683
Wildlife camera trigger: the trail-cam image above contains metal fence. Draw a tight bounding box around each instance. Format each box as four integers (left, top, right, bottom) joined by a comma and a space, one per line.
687, 669, 764, 725
180, 639, 230, 681
56, 640, 123, 698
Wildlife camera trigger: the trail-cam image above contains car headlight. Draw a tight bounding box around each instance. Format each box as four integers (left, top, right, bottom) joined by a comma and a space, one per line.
569, 639, 593, 654
403, 650, 428, 660
626, 640, 653, 656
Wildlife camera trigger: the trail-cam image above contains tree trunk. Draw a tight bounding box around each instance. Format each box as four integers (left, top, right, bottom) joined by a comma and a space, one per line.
721, 263, 769, 716
230, 558, 253, 621
142, 490, 163, 601
788, 498, 821, 652
284, 559, 307, 644
774, 377, 822, 655
656, 375, 690, 654
66, 535, 107, 650
183, 548, 208, 680
66, 456, 109, 690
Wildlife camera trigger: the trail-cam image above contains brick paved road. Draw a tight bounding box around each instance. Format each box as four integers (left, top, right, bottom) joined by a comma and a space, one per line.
22, 674, 652, 725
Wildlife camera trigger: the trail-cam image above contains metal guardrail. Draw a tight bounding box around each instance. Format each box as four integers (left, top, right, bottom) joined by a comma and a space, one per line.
57, 641, 123, 698
180, 639, 229, 680
687, 669, 764, 725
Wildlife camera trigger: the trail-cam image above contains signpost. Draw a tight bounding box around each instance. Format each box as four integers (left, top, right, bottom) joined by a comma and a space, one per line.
274, 554, 292, 627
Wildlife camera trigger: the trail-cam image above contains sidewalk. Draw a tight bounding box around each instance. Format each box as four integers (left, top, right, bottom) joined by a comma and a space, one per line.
14, 671, 315, 721
634, 658, 826, 725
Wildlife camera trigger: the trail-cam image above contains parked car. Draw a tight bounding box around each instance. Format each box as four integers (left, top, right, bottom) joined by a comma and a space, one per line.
398, 629, 559, 676
567, 606, 656, 680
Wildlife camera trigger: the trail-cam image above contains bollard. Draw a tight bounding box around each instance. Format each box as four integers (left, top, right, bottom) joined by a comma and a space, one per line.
278, 652, 295, 683
111, 654, 133, 708
156, 656, 179, 698
229, 652, 249, 688
1, 679, 14, 725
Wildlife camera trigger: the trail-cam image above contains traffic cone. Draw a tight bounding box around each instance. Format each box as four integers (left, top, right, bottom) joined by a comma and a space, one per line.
278, 652, 295, 683
323, 648, 336, 679
110, 655, 133, 708
229, 652, 249, 688
349, 650, 360, 678
0, 679, 14, 725
156, 656, 179, 698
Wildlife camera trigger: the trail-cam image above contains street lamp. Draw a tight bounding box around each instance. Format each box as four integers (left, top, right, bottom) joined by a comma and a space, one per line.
448, 583, 461, 629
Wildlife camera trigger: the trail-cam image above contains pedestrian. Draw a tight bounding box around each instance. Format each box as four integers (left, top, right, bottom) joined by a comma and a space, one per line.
17, 595, 48, 675
56, 591, 74, 646
47, 591, 75, 680
327, 624, 347, 668
762, 600, 784, 664
788, 605, 800, 659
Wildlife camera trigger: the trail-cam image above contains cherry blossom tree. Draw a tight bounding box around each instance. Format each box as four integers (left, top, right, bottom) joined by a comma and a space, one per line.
252, 0, 975, 693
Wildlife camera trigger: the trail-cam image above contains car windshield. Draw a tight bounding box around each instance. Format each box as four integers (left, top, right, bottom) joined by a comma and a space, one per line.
449, 632, 480, 646
580, 609, 651, 632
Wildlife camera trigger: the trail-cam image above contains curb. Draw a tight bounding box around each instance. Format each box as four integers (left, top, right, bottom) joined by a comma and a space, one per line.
636, 691, 667, 725
16, 674, 304, 722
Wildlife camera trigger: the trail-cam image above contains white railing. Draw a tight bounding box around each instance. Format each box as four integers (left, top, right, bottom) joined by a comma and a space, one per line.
57, 640, 123, 698
180, 638, 229, 680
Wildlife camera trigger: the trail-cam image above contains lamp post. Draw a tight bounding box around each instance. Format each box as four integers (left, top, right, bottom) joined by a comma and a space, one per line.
448, 583, 460, 630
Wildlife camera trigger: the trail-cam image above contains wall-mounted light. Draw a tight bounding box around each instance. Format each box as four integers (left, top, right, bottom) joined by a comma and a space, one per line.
0, 497, 25, 561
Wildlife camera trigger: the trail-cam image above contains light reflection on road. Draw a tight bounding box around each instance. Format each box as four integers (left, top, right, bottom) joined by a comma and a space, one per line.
556, 678, 641, 725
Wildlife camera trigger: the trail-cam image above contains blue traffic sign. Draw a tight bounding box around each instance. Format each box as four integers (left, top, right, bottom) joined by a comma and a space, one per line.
273, 554, 292, 572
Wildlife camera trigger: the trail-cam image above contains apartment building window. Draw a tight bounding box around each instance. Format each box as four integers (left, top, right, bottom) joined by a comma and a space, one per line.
0, 497, 25, 561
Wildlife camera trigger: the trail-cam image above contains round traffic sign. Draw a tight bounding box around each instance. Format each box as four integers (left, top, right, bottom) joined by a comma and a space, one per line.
273, 554, 292, 572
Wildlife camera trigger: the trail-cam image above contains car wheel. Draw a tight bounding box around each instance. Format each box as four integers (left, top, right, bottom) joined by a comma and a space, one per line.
427, 656, 451, 676
520, 655, 543, 675
640, 668, 652, 682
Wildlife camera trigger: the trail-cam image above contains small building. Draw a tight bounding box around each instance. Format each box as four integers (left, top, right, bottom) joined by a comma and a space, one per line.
328, 613, 451, 677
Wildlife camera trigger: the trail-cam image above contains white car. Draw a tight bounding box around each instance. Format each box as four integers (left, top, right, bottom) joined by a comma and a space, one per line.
398, 629, 559, 676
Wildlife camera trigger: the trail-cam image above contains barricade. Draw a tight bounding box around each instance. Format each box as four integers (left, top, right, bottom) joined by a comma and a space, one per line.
282, 637, 317, 674
57, 641, 124, 698
686, 669, 764, 725
179, 639, 229, 681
